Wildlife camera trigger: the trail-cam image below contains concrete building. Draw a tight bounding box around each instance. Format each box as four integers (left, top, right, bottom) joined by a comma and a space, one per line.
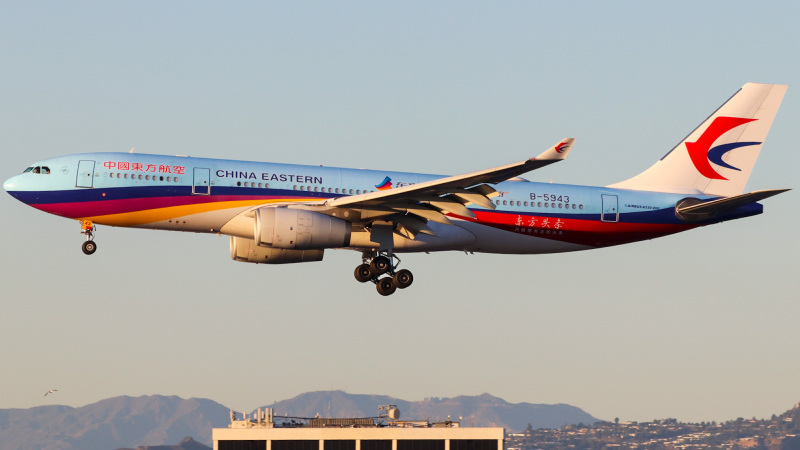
213, 407, 504, 450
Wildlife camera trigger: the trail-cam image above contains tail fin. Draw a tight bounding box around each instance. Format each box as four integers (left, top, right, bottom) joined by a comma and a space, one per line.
608, 83, 787, 196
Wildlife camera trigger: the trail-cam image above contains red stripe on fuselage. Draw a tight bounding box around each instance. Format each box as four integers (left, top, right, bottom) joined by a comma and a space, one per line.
466, 210, 697, 247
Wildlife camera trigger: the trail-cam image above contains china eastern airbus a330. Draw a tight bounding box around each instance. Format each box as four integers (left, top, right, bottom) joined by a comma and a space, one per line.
3, 83, 789, 295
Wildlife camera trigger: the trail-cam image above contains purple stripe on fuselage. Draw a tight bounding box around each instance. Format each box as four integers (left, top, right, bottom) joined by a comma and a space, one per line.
32, 194, 287, 218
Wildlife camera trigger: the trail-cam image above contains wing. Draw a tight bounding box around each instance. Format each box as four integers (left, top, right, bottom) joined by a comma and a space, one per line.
325, 138, 574, 220
316, 138, 575, 238
221, 138, 574, 243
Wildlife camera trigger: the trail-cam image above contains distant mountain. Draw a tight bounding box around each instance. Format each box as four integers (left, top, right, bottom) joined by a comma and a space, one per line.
0, 392, 598, 450
117, 436, 211, 450
0, 395, 227, 450
259, 391, 598, 431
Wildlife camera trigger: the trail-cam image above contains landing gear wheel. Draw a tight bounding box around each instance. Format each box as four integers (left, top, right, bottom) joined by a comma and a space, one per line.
82, 241, 97, 255
376, 277, 397, 296
393, 269, 413, 289
370, 256, 391, 276
354, 264, 372, 283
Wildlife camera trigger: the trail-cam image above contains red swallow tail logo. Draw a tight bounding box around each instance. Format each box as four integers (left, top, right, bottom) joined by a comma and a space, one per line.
685, 117, 760, 180
555, 142, 569, 153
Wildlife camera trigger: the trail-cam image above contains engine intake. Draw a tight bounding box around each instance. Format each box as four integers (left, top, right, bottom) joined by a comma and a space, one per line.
230, 237, 324, 264
255, 207, 350, 250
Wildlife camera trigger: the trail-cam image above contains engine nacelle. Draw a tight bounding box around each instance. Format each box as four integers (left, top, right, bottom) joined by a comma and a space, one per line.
230, 236, 324, 264
255, 207, 350, 250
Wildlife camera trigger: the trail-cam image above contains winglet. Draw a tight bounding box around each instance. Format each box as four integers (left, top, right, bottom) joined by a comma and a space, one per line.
534, 138, 575, 162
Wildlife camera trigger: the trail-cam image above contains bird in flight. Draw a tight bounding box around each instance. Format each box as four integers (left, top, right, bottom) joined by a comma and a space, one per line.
44, 389, 58, 397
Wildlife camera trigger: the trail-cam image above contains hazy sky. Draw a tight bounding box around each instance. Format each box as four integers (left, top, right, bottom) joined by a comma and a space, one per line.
1, 1, 798, 424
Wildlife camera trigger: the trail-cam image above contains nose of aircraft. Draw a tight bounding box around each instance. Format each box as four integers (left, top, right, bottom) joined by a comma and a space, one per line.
4, 174, 22, 198
4, 175, 15, 192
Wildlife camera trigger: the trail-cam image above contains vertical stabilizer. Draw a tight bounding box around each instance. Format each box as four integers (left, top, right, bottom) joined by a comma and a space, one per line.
608, 83, 787, 196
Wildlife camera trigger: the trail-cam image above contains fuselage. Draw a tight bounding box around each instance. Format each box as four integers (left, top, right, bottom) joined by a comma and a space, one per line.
3, 152, 762, 255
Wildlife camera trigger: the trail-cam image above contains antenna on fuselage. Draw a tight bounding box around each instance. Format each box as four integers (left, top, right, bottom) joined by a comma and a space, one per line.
129, 147, 135, 153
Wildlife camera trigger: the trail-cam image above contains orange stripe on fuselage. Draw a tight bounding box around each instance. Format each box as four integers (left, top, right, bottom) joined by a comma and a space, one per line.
78, 198, 312, 226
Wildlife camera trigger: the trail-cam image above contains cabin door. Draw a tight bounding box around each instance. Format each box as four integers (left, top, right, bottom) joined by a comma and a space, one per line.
193, 168, 210, 195
601, 194, 619, 222
76, 160, 95, 188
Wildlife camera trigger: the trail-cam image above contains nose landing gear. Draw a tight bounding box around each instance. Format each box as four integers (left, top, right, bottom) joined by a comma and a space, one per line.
80, 220, 97, 255
353, 252, 414, 296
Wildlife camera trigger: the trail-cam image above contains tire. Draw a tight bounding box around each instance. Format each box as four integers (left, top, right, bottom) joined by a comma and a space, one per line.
376, 277, 397, 296
82, 241, 97, 255
370, 256, 390, 275
354, 264, 372, 283
393, 269, 413, 289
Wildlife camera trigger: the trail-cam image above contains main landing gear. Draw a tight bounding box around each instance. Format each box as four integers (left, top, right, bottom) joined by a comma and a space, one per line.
80, 220, 97, 255
354, 252, 414, 296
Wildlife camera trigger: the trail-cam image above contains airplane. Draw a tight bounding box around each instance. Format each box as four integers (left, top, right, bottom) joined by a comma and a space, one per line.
3, 82, 789, 296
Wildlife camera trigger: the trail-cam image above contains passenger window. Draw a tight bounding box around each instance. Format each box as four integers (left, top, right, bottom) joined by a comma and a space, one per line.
124, 174, 129, 179
314, 187, 319, 192
335, 188, 340, 193
265, 183, 269, 188
349, 189, 354, 194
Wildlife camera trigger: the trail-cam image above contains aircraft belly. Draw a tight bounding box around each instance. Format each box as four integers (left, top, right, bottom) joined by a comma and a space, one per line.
348, 221, 477, 252
458, 221, 591, 254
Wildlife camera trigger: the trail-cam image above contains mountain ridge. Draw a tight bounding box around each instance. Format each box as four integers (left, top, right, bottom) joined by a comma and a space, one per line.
0, 391, 598, 450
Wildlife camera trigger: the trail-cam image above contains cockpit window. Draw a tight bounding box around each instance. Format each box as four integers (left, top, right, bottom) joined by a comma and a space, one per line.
23, 166, 51, 174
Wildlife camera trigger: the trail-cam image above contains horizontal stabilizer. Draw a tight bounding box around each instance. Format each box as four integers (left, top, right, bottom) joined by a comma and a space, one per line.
676, 188, 789, 221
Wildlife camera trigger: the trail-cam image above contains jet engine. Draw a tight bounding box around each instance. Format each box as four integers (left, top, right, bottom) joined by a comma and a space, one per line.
230, 236, 324, 264
255, 207, 350, 250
